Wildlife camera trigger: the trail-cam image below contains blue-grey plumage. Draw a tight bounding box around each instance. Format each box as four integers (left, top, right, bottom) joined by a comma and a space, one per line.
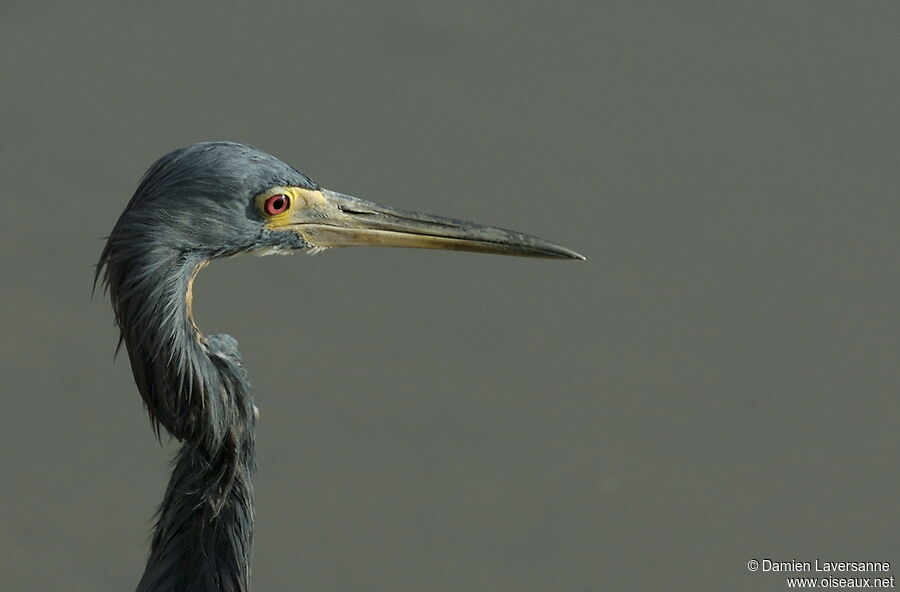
96, 142, 582, 592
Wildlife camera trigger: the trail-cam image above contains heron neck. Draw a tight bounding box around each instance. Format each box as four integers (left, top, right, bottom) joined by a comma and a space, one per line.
137, 437, 256, 592
115, 250, 259, 592
112, 249, 252, 447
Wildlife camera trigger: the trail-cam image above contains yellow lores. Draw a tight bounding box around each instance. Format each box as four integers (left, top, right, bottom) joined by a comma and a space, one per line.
256, 186, 329, 227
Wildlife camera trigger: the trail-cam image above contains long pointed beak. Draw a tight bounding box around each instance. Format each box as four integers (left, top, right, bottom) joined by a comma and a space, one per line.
286, 189, 585, 260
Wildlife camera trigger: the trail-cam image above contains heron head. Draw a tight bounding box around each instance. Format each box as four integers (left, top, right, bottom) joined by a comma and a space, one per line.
109, 141, 584, 261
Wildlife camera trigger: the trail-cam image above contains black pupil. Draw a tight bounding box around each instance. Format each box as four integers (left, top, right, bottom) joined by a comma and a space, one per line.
272, 197, 284, 210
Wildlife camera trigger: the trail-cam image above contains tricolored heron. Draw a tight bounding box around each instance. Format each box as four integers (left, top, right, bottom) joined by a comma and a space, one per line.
96, 142, 583, 592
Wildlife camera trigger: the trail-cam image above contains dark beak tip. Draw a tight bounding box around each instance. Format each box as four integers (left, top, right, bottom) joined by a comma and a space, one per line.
549, 246, 586, 261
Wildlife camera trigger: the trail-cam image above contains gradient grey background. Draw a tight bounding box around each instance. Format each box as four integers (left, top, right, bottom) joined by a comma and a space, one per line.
2, 2, 897, 590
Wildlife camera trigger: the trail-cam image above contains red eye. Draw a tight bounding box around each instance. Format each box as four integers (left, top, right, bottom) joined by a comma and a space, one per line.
263, 193, 290, 216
